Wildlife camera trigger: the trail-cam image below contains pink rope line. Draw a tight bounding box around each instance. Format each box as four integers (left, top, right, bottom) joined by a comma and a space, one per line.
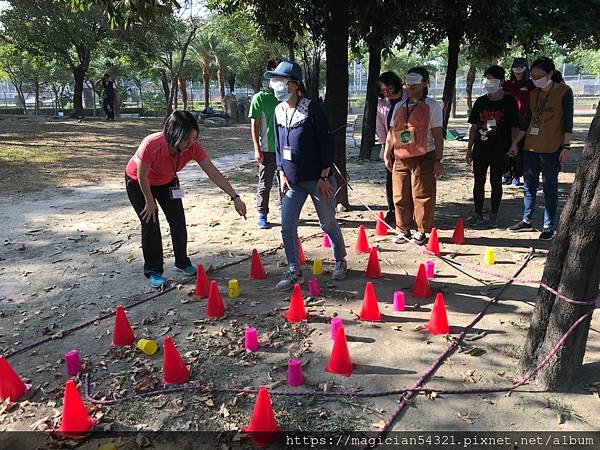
333, 164, 598, 308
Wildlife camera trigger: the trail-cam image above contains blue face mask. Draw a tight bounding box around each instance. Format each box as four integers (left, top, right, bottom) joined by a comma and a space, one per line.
274, 88, 292, 101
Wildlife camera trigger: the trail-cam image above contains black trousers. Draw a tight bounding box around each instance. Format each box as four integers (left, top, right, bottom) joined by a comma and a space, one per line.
102, 97, 115, 120
125, 175, 191, 277
503, 139, 524, 179
473, 158, 505, 215
385, 153, 395, 213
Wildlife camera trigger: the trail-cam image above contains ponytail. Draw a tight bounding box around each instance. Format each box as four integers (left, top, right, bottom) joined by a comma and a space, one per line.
551, 70, 564, 84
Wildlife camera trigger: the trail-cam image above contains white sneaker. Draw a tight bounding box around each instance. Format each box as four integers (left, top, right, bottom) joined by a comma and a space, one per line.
331, 260, 348, 280
276, 270, 304, 291
393, 230, 411, 244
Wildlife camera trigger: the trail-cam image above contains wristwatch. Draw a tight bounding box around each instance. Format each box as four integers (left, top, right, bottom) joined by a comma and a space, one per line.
230, 194, 240, 201
320, 175, 329, 181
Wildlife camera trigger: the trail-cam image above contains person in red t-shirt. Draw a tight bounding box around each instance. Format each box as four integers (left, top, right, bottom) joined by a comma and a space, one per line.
502, 57, 535, 186
125, 110, 247, 288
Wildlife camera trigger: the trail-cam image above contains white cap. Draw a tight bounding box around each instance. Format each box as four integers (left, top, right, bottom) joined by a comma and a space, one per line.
405, 73, 424, 85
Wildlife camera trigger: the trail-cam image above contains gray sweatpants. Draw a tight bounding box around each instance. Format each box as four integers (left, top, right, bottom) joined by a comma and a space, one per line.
256, 152, 280, 215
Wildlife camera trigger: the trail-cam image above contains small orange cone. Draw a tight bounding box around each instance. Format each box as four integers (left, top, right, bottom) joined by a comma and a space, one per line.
250, 249, 267, 280
112, 305, 135, 346
56, 380, 94, 435
375, 211, 388, 236
427, 227, 441, 256
284, 284, 307, 323
297, 239, 306, 266
194, 264, 210, 298
428, 293, 451, 335
0, 356, 27, 403
364, 247, 382, 279
162, 336, 190, 385
360, 282, 382, 322
325, 327, 353, 376
243, 386, 280, 448
412, 264, 432, 298
451, 218, 465, 245
355, 225, 370, 254
206, 281, 225, 319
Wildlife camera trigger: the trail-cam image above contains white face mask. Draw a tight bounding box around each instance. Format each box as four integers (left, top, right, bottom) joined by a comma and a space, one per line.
484, 78, 502, 94
532, 76, 551, 89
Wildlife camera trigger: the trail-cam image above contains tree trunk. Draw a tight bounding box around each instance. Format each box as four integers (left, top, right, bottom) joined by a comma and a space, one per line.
442, 27, 461, 134
217, 66, 226, 107
287, 41, 295, 62
178, 75, 188, 110
160, 74, 170, 104
138, 83, 144, 112
520, 103, 600, 391
451, 86, 457, 119
302, 43, 322, 101
71, 64, 87, 118
34, 76, 40, 115
359, 41, 382, 160
203, 69, 210, 110
324, 0, 350, 208
466, 66, 476, 114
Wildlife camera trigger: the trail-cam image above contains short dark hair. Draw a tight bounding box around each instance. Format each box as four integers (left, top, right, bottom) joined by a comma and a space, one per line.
407, 67, 430, 96
531, 57, 563, 83
163, 110, 199, 151
266, 58, 282, 71
377, 71, 403, 98
103, 73, 110, 78
484, 65, 505, 81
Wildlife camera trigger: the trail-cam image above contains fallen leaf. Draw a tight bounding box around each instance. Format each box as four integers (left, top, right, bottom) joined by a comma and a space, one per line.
209, 220, 220, 227
126, 254, 136, 263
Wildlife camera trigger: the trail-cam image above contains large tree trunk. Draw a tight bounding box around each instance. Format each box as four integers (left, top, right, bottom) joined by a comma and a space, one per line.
160, 74, 170, 104
442, 27, 461, 133
359, 41, 382, 160
71, 64, 87, 118
324, 0, 350, 208
203, 69, 210, 110
466, 66, 476, 114
520, 104, 600, 391
178, 75, 188, 110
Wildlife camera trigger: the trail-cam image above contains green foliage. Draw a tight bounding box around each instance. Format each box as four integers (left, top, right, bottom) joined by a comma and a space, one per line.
66, 0, 180, 29
570, 49, 600, 76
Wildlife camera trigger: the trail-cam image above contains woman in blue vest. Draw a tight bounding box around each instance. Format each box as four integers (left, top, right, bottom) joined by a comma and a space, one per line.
265, 60, 348, 291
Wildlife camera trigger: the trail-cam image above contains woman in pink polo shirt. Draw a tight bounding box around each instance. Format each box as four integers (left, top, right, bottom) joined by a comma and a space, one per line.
125, 111, 247, 288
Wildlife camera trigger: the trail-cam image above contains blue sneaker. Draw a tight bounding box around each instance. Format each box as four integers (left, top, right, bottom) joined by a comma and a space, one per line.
150, 272, 166, 288
502, 177, 511, 185
257, 213, 268, 229
512, 177, 522, 186
175, 265, 196, 276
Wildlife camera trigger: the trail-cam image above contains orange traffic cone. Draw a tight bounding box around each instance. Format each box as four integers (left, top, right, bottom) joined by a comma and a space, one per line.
250, 249, 267, 280
375, 211, 388, 236
297, 239, 306, 266
427, 227, 441, 256
162, 336, 190, 385
428, 293, 451, 335
56, 380, 94, 435
364, 247, 382, 279
412, 264, 432, 298
325, 327, 353, 376
206, 281, 225, 319
451, 218, 465, 245
284, 284, 307, 323
194, 264, 210, 298
0, 356, 27, 403
112, 305, 135, 346
355, 225, 370, 254
360, 282, 382, 322
243, 386, 280, 448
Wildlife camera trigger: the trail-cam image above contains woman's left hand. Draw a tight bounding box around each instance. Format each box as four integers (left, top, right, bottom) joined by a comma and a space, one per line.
559, 149, 569, 165
317, 179, 334, 198
434, 160, 444, 178
233, 197, 247, 219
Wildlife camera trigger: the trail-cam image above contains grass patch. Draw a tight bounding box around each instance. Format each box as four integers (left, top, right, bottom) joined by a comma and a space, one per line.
0, 145, 60, 165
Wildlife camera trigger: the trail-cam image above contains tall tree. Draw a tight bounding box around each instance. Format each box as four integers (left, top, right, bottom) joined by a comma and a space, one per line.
1, 0, 111, 117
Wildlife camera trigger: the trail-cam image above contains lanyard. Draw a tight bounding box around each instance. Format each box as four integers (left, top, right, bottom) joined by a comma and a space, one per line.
533, 82, 555, 126
170, 152, 180, 186
403, 96, 426, 128
284, 102, 299, 146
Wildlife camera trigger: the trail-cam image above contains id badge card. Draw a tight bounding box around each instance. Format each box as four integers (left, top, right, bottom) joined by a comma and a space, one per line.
170, 186, 184, 199
530, 127, 540, 136
487, 119, 497, 128
397, 127, 415, 145
283, 145, 292, 161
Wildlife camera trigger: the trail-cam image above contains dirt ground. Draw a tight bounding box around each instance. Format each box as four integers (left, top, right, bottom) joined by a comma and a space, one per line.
0, 116, 598, 449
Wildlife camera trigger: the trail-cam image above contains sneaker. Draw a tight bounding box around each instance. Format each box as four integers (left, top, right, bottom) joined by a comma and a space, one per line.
276, 270, 304, 291
331, 260, 348, 280
411, 231, 427, 246
175, 265, 196, 276
466, 214, 485, 227
488, 213, 498, 228
511, 177, 522, 186
502, 177, 511, 185
150, 272, 166, 288
539, 228, 555, 241
507, 221, 534, 232
393, 230, 411, 244
257, 213, 268, 229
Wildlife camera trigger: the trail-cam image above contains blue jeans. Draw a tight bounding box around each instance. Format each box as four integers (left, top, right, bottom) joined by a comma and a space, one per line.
281, 177, 347, 272
522, 149, 560, 229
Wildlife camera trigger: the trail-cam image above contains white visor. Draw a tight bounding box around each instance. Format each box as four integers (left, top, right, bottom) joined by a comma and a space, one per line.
405, 73, 424, 85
